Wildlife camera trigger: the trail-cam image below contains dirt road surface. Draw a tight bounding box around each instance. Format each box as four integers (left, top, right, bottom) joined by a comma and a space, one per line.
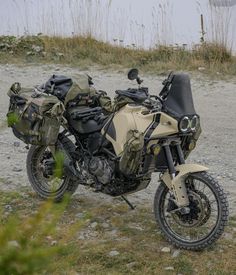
0, 64, 235, 215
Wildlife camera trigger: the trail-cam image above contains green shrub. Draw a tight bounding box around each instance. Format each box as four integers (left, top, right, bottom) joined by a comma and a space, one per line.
0, 197, 70, 275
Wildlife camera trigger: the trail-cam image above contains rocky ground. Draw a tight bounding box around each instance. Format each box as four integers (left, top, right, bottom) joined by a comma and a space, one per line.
0, 64, 236, 215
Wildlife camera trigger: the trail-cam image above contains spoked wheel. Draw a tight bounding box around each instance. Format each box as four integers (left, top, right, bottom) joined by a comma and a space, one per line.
154, 172, 229, 250
27, 136, 79, 202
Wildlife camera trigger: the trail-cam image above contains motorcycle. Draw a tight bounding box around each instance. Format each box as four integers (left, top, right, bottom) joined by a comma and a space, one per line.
25, 69, 228, 250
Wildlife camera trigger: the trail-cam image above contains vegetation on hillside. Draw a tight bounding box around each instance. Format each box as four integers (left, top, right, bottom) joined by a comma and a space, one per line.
0, 35, 235, 76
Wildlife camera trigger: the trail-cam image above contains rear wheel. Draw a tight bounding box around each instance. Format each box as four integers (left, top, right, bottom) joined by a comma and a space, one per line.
154, 172, 229, 250
26, 135, 79, 202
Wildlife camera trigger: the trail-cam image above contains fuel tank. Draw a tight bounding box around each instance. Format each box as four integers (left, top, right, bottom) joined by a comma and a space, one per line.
102, 104, 178, 156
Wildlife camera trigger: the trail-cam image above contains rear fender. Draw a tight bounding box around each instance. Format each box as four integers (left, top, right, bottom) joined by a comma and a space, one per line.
160, 164, 209, 207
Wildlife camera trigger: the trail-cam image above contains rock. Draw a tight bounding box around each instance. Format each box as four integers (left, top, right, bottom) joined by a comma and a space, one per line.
108, 229, 118, 237
108, 250, 120, 257
51, 240, 58, 246
128, 223, 144, 231
126, 262, 137, 268
5, 204, 13, 212
90, 222, 98, 229
13, 141, 20, 147
101, 222, 109, 229
32, 45, 43, 53
161, 247, 171, 253
78, 234, 85, 240
56, 52, 64, 57
223, 232, 233, 240
8, 240, 20, 248
26, 51, 33, 56
172, 250, 181, 258
89, 231, 98, 238
198, 67, 206, 71
12, 167, 22, 172
76, 213, 84, 219
164, 266, 174, 271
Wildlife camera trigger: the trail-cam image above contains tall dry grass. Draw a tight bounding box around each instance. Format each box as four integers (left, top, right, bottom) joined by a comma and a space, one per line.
1, 0, 235, 75
7, 0, 235, 52
0, 35, 235, 76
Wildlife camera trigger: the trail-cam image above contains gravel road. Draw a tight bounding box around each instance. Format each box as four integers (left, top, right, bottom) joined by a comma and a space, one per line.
0, 64, 235, 215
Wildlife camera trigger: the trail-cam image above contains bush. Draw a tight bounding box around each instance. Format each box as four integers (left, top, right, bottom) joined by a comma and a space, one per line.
196, 42, 232, 63
0, 197, 69, 275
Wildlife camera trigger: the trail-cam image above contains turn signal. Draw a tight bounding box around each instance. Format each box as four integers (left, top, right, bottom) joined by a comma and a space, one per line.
151, 144, 161, 156
188, 140, 196, 151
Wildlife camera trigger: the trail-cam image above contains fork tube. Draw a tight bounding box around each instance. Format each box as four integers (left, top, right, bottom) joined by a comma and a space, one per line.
163, 145, 176, 178
176, 144, 185, 165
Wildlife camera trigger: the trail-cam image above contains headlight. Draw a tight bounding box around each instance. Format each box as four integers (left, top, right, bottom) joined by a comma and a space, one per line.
179, 116, 190, 132
190, 115, 200, 131
179, 115, 200, 133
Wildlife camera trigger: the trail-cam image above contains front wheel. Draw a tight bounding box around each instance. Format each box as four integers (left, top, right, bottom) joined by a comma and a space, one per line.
154, 172, 229, 250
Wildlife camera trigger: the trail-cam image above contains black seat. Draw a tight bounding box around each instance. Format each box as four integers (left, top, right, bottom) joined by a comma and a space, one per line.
115, 88, 149, 104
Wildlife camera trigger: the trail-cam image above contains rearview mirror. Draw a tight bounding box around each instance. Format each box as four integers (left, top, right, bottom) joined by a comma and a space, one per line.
128, 68, 143, 85
128, 68, 139, 80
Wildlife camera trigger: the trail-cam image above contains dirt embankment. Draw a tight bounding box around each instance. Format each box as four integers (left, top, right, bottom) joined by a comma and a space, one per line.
0, 64, 236, 214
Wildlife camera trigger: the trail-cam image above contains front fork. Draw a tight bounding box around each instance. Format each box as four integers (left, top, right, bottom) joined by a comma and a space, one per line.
161, 141, 208, 208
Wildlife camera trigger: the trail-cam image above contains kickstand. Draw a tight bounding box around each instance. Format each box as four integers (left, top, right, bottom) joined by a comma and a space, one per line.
121, 195, 136, 210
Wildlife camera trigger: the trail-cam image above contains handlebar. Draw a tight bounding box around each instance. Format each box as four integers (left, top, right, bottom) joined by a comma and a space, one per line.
159, 71, 174, 100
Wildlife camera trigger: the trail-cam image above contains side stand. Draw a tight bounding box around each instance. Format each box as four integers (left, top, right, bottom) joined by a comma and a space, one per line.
121, 196, 136, 210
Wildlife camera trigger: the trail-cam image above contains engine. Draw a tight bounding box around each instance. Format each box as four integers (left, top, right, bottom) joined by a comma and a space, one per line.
88, 157, 113, 185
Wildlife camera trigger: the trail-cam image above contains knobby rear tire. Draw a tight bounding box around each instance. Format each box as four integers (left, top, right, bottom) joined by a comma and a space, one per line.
154, 172, 229, 250
26, 135, 79, 202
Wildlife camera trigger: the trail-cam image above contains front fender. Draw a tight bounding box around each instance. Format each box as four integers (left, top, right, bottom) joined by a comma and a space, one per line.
160, 164, 209, 207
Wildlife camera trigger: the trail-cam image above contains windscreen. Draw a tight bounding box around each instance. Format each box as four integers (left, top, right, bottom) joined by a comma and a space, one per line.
162, 73, 196, 119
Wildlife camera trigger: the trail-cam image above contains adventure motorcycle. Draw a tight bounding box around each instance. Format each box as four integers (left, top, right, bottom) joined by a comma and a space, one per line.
8, 69, 229, 250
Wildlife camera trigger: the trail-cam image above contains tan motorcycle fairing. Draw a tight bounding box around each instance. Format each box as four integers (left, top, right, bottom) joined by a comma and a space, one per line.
161, 164, 209, 207
102, 104, 179, 156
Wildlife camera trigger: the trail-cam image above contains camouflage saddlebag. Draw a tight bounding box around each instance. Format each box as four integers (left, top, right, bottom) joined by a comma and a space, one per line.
7, 83, 65, 145
119, 130, 144, 176
41, 74, 96, 107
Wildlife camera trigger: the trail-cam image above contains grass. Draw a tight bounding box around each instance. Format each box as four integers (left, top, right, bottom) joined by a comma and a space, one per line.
0, 190, 236, 274
0, 35, 236, 77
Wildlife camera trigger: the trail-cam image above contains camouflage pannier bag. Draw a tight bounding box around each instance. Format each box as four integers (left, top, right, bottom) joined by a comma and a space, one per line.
119, 129, 144, 176
41, 74, 96, 107
7, 83, 65, 146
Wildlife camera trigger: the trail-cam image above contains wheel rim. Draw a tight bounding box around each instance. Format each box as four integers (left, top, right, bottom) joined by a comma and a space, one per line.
160, 174, 220, 244
30, 146, 68, 196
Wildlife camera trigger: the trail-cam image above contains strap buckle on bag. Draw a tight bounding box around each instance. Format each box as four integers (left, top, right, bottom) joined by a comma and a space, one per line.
11, 83, 21, 94
31, 87, 43, 98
